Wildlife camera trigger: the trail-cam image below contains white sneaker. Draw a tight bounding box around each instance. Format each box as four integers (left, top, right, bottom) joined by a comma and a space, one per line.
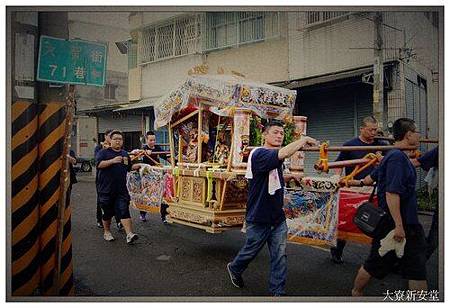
103, 232, 115, 241
126, 232, 138, 244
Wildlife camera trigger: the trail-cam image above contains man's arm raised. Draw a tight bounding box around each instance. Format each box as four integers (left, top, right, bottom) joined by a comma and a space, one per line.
278, 136, 318, 160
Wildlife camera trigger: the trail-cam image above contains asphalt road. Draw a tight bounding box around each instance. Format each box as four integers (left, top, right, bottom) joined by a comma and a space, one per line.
70, 173, 440, 301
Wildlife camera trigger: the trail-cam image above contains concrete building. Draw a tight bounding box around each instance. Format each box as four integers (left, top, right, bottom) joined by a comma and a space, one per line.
126, 9, 441, 178
286, 10, 440, 180
126, 11, 288, 143
67, 12, 140, 156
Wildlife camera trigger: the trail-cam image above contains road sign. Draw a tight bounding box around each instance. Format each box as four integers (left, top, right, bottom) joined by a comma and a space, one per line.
37, 35, 107, 87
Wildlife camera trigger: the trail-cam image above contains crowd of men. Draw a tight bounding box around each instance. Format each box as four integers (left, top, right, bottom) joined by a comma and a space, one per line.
81, 116, 438, 297
227, 116, 438, 297
91, 129, 171, 244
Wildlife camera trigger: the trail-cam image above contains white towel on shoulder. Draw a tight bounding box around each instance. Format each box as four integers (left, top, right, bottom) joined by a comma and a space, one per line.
378, 229, 406, 258
245, 147, 282, 195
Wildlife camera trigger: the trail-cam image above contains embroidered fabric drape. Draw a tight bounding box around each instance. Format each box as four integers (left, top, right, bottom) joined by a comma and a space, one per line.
127, 167, 165, 212
154, 74, 296, 129
284, 176, 340, 247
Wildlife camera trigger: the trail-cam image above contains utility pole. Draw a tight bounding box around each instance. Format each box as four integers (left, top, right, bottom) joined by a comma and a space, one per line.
38, 12, 70, 103
37, 12, 73, 296
373, 12, 385, 129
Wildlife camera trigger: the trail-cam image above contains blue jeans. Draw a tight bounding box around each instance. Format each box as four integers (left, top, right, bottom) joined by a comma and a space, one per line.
229, 220, 288, 295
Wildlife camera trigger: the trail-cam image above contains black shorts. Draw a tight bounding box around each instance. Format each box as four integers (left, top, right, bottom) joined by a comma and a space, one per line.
364, 224, 427, 281
98, 192, 131, 221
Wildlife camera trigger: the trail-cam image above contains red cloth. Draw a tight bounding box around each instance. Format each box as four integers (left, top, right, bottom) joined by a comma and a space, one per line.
163, 174, 175, 200
338, 190, 378, 233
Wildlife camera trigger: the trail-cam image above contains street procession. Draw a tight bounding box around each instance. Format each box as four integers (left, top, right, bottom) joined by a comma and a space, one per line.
6, 5, 443, 302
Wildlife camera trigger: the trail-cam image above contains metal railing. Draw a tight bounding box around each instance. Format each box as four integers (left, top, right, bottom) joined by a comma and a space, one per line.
138, 15, 201, 65
304, 11, 352, 27
136, 12, 281, 64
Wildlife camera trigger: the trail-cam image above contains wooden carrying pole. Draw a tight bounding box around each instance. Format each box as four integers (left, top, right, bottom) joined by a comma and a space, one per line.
147, 151, 170, 155
302, 145, 418, 152
314, 151, 421, 171
374, 136, 439, 144
315, 158, 372, 170
247, 144, 418, 153
130, 150, 170, 156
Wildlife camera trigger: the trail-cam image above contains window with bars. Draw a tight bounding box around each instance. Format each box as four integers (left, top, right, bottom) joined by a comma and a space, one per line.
203, 12, 280, 51
158, 23, 174, 59
175, 17, 199, 56
305, 11, 351, 26
138, 15, 200, 64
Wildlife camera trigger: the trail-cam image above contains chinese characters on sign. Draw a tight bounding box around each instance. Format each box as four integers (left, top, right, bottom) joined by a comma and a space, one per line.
37, 35, 107, 86
383, 290, 440, 302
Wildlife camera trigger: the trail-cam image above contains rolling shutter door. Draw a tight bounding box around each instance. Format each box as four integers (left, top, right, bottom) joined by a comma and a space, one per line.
297, 83, 372, 175
98, 114, 142, 133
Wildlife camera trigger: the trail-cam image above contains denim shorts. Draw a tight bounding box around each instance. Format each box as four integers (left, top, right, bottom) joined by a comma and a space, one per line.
98, 192, 131, 220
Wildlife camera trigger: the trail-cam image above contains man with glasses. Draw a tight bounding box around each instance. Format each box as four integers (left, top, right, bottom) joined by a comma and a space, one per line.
94, 128, 123, 230
352, 118, 427, 296
96, 130, 139, 244
330, 116, 388, 264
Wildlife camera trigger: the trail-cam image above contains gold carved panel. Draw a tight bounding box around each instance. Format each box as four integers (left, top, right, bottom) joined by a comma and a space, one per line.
180, 177, 192, 202
192, 177, 205, 203
179, 176, 206, 206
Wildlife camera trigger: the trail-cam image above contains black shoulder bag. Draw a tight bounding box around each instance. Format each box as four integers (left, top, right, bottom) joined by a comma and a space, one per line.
353, 185, 388, 238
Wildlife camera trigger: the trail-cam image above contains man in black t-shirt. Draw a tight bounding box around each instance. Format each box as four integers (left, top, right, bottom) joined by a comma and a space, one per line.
96, 130, 140, 244
331, 116, 387, 264
94, 128, 122, 230
226, 121, 317, 296
139, 130, 169, 223
352, 118, 427, 296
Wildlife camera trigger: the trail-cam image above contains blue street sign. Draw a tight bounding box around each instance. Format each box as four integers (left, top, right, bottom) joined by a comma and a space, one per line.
37, 35, 107, 87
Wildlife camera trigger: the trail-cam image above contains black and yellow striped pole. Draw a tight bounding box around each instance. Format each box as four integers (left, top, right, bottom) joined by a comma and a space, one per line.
11, 101, 41, 296
34, 12, 74, 296
11, 96, 75, 296
37, 98, 67, 295
36, 85, 75, 295
10, 11, 75, 296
